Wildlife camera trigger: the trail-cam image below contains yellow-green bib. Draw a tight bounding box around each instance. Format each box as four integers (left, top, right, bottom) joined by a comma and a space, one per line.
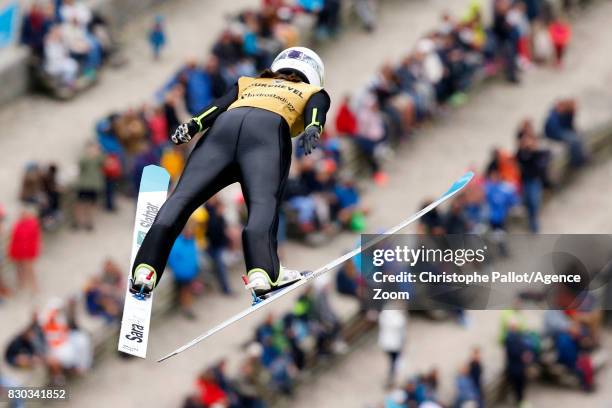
228, 77, 322, 137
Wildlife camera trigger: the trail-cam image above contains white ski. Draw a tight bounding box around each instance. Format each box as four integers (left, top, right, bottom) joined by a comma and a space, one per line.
158, 171, 474, 362
118, 165, 170, 358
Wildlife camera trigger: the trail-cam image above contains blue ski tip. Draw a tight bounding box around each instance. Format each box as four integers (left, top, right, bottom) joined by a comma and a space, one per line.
140, 165, 170, 193
442, 171, 474, 198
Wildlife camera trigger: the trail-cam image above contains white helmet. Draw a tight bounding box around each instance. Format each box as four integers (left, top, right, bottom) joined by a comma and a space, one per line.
271, 47, 325, 87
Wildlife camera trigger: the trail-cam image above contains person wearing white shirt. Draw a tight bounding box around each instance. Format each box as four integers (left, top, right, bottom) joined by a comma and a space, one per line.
378, 307, 408, 387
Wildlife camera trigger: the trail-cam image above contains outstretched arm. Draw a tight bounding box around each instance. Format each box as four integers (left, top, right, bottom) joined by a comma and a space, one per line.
299, 90, 331, 155
171, 84, 239, 144
303, 89, 331, 132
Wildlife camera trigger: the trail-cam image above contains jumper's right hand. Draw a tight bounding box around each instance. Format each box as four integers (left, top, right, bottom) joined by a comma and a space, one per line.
171, 121, 199, 145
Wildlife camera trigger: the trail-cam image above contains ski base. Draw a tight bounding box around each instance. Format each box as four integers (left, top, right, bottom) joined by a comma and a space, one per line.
118, 165, 170, 359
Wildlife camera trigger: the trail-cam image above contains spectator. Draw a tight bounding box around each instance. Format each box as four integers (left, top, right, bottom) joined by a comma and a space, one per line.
131, 142, 159, 195
316, 0, 341, 39
212, 29, 244, 67
492, 0, 520, 83
335, 94, 359, 137
59, 0, 92, 26
508, 1, 532, 67
149, 16, 166, 60
172, 59, 215, 116
61, 17, 99, 73
418, 201, 445, 235
182, 395, 205, 408
20, 2, 54, 56
486, 148, 521, 191
147, 105, 169, 148
0, 370, 25, 408
41, 300, 93, 385
41, 163, 62, 227
203, 56, 227, 99
576, 350, 595, 391
88, 11, 114, 59
484, 167, 519, 232
516, 126, 550, 233
454, 364, 479, 408
84, 259, 123, 323
462, 174, 487, 233
8, 206, 42, 293
384, 389, 408, 408
378, 308, 407, 387
196, 367, 229, 407
334, 174, 368, 231
284, 174, 320, 235
371, 63, 409, 138
43, 26, 80, 86
160, 145, 186, 183
504, 321, 532, 407
205, 198, 232, 295
163, 88, 183, 135
355, 93, 389, 185
19, 163, 45, 209
4, 318, 46, 369
516, 117, 536, 141
554, 322, 581, 371
168, 223, 201, 319
242, 13, 272, 70
336, 258, 363, 300
549, 16, 572, 67
234, 343, 269, 408
297, 0, 324, 13
544, 98, 586, 167
296, 157, 337, 233
74, 142, 104, 230
114, 108, 149, 154
96, 115, 124, 157
0, 205, 9, 299
445, 199, 471, 235
102, 153, 121, 212
354, 0, 377, 32
274, 7, 300, 48
312, 276, 345, 354
468, 347, 483, 407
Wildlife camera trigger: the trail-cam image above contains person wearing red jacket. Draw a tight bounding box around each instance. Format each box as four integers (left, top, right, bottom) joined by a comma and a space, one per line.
335, 95, 358, 136
196, 368, 228, 407
0, 204, 10, 298
549, 17, 572, 67
8, 206, 41, 293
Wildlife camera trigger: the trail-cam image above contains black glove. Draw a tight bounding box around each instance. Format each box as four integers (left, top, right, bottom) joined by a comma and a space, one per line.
171, 120, 200, 145
298, 125, 321, 155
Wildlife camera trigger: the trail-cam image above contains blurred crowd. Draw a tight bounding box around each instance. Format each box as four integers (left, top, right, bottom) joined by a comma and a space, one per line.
372, 191, 604, 408
20, 0, 115, 89
5, 298, 93, 386
182, 276, 346, 408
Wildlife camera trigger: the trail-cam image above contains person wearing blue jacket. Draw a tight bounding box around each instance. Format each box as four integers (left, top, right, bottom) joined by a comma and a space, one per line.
148, 15, 166, 60
168, 225, 200, 319
544, 99, 586, 167
484, 168, 519, 231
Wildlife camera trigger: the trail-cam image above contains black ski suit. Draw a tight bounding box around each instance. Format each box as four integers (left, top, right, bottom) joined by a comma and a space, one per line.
133, 78, 330, 285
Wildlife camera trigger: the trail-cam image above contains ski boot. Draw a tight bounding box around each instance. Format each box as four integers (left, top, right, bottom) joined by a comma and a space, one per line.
243, 267, 304, 305
130, 264, 157, 300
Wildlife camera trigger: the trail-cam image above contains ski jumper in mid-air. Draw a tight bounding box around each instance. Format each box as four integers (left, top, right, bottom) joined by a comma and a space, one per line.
130, 47, 330, 298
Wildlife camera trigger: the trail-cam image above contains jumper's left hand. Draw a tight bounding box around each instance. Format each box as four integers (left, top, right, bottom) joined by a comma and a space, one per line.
171, 123, 192, 145
298, 125, 321, 155
171, 120, 200, 145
